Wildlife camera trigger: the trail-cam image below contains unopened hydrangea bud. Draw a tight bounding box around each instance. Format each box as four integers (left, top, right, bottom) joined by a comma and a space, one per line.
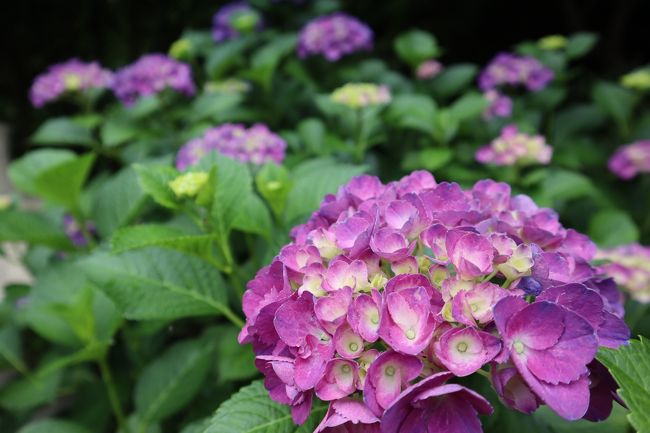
538, 35, 567, 50
169, 38, 192, 60
331, 83, 391, 109
169, 172, 209, 198
620, 68, 650, 91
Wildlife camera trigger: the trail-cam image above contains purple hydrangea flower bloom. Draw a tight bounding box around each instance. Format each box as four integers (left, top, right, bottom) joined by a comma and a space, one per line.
596, 243, 650, 302
63, 214, 96, 247
381, 371, 493, 433
476, 124, 552, 167
479, 52, 554, 92
175, 123, 287, 170
112, 54, 195, 105
608, 140, 650, 180
30, 59, 113, 107
483, 90, 513, 120
212, 2, 263, 42
315, 398, 380, 433
297, 13, 373, 61
240, 170, 629, 429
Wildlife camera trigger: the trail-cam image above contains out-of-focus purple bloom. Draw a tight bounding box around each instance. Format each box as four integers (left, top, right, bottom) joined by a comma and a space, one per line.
483, 90, 513, 120
479, 52, 554, 92
212, 2, 263, 42
112, 54, 195, 105
416, 59, 443, 80
175, 123, 286, 170
476, 124, 552, 166
608, 140, 650, 180
597, 243, 650, 302
381, 371, 493, 433
239, 170, 629, 429
297, 13, 373, 61
30, 59, 113, 107
63, 214, 96, 247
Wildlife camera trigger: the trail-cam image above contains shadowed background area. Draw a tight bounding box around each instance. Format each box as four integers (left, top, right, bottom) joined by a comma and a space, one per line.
1, 0, 649, 157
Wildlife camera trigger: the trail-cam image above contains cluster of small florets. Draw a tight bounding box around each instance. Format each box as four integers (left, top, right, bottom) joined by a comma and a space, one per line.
112, 54, 195, 105
415, 59, 443, 80
63, 214, 96, 247
476, 124, 552, 167
239, 171, 629, 432
608, 140, 650, 180
331, 83, 391, 109
175, 123, 286, 170
597, 244, 650, 303
479, 52, 554, 92
479, 53, 554, 121
30, 59, 113, 107
212, 2, 263, 42
297, 13, 373, 61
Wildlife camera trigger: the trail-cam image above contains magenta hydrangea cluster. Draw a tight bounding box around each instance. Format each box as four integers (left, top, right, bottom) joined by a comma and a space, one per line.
297, 13, 373, 61
479, 52, 554, 92
608, 140, 650, 180
476, 124, 552, 167
597, 243, 650, 303
112, 54, 195, 105
212, 2, 263, 42
175, 123, 286, 170
239, 171, 629, 432
63, 214, 96, 247
483, 90, 513, 120
30, 59, 113, 107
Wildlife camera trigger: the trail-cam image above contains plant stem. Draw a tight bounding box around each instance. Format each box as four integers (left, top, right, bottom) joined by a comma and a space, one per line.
98, 356, 129, 433
214, 303, 245, 328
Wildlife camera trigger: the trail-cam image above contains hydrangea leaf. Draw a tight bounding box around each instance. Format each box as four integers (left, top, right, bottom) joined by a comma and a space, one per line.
81, 248, 232, 321
394, 29, 440, 68
385, 94, 437, 135
203, 380, 326, 433
134, 164, 180, 210
0, 210, 72, 250
135, 332, 217, 425
15, 419, 90, 433
588, 209, 639, 248
598, 337, 650, 433
30, 117, 94, 146
431, 64, 478, 99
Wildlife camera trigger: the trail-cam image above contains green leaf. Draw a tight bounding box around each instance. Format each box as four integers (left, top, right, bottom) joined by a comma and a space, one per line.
431, 64, 478, 99
91, 166, 148, 237
0, 365, 62, 411
599, 337, 650, 433
256, 162, 292, 218
82, 248, 230, 321
589, 209, 640, 248
100, 115, 140, 147
232, 194, 272, 239
0, 325, 27, 374
448, 92, 488, 122
536, 169, 601, 205
135, 333, 217, 424
592, 82, 637, 134
189, 93, 243, 123
9, 150, 95, 210
297, 118, 326, 154
566, 32, 598, 59
401, 148, 452, 171
385, 94, 437, 135
285, 158, 366, 223
394, 29, 440, 67
112, 224, 220, 263
134, 164, 180, 209
31, 117, 94, 146
16, 419, 90, 433
215, 326, 258, 383
203, 380, 326, 433
245, 34, 297, 90
0, 210, 72, 249
206, 39, 249, 79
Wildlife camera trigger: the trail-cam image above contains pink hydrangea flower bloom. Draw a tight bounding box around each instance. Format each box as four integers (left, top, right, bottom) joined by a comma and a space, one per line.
597, 243, 650, 302
240, 171, 629, 430
476, 124, 552, 167
297, 13, 373, 61
608, 140, 650, 180
415, 59, 443, 80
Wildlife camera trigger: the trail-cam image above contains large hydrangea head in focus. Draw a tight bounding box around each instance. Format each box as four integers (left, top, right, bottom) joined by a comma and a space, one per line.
239, 170, 629, 433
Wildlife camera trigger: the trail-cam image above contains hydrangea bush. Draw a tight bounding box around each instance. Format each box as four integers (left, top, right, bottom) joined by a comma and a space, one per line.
2, 2, 650, 433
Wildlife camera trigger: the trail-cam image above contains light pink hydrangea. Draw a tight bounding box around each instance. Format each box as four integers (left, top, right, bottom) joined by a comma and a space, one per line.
476, 124, 552, 166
